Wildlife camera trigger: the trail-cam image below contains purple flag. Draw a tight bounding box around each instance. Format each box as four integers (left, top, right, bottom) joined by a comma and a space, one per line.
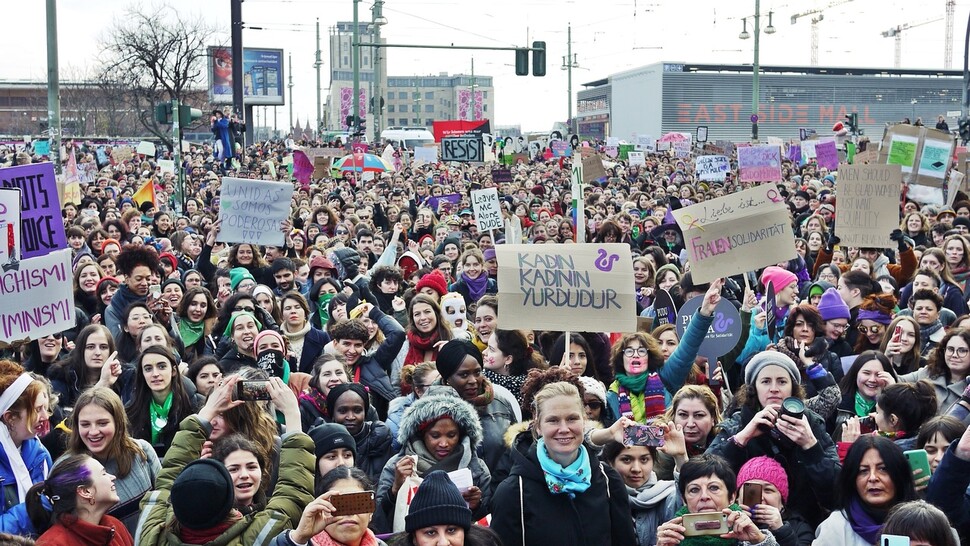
815, 140, 839, 171
0, 162, 67, 259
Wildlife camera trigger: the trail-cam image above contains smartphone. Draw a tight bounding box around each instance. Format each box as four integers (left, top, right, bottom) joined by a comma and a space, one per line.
881, 536, 910, 546
234, 380, 272, 401
149, 284, 161, 299
891, 325, 903, 344
904, 449, 931, 479
622, 424, 665, 448
681, 513, 728, 537
329, 491, 376, 517
742, 482, 763, 507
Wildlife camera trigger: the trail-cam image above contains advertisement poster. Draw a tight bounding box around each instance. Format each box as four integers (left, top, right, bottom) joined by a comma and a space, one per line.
209, 46, 285, 106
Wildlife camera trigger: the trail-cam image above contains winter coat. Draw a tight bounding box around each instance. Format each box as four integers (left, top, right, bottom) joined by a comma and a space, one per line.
472, 387, 518, 472
219, 346, 258, 374
351, 421, 394, 484
354, 307, 406, 418
626, 479, 682, 546
449, 276, 498, 307
134, 415, 314, 546
0, 437, 52, 535
707, 405, 841, 527
773, 512, 816, 546
490, 442, 637, 546
49, 363, 137, 408
899, 367, 969, 414
811, 510, 872, 546
295, 326, 331, 374
36, 514, 133, 546
925, 440, 970, 543
815, 246, 918, 288
385, 393, 416, 452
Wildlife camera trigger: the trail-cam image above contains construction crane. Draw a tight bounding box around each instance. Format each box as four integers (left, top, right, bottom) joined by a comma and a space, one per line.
882, 17, 944, 69
791, 0, 854, 66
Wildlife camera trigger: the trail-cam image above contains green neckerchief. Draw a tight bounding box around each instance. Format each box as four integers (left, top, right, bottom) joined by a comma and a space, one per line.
855, 391, 876, 417
616, 372, 648, 392
318, 292, 335, 326
179, 319, 205, 348
149, 391, 174, 444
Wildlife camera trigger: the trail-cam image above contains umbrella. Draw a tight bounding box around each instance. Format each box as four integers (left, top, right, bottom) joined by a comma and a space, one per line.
658, 132, 689, 143
333, 153, 395, 173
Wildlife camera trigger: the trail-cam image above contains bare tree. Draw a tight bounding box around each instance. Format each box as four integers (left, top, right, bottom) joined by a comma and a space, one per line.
97, 3, 215, 148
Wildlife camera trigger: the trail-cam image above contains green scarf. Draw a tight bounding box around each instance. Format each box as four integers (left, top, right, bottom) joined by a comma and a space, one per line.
149, 391, 173, 444
855, 391, 876, 417
613, 373, 648, 422
674, 504, 742, 546
318, 292, 335, 326
178, 319, 205, 349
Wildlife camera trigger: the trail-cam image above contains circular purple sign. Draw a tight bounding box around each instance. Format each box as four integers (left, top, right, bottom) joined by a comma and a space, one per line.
675, 295, 743, 361
750, 114, 759, 123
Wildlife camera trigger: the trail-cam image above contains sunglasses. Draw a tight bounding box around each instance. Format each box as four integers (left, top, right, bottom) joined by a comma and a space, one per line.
857, 324, 883, 335
584, 400, 603, 410
233, 305, 256, 313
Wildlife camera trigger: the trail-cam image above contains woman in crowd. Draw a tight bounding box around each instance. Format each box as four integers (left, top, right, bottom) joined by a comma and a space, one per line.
813, 436, 917, 545
942, 235, 970, 292
472, 295, 498, 353
115, 302, 159, 365
227, 242, 272, 285
547, 332, 601, 381
175, 287, 218, 362
900, 327, 970, 413
375, 391, 491, 533
309, 278, 343, 330
881, 500, 959, 546
272, 466, 378, 546
736, 456, 815, 546
655, 454, 777, 546
73, 262, 105, 319
602, 438, 681, 546
50, 324, 133, 408
387, 361, 440, 450
830, 351, 897, 441
655, 385, 722, 480
916, 415, 965, 475
218, 311, 262, 372
66, 387, 159, 535
209, 434, 272, 516
24, 333, 67, 378
253, 285, 284, 326
853, 294, 896, 355
491, 381, 637, 546
393, 294, 453, 391
482, 329, 544, 406
126, 346, 200, 457
185, 357, 222, 397
0, 362, 53, 535
96, 276, 120, 318
279, 292, 330, 373
708, 350, 840, 527
878, 316, 923, 376
26, 454, 132, 546
449, 248, 497, 307
325, 383, 392, 482
901, 211, 930, 247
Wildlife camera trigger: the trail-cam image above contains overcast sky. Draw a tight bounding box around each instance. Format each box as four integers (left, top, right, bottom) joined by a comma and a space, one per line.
6, 0, 969, 132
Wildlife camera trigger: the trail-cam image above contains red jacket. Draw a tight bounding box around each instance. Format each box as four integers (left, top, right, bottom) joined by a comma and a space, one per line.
36, 514, 133, 546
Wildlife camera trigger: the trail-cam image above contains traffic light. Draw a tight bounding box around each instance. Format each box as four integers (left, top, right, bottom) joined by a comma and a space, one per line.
532, 41, 546, 77
960, 118, 970, 144
845, 112, 859, 135
154, 103, 173, 125
178, 105, 203, 126
515, 48, 529, 76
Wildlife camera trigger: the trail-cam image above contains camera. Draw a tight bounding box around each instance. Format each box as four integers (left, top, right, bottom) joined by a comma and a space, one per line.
768, 397, 805, 448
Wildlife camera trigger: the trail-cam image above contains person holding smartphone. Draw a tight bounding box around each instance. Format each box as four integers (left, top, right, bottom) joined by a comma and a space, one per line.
735, 457, 814, 546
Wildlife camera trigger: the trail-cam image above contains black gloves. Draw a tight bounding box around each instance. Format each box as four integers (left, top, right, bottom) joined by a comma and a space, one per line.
889, 229, 908, 251
826, 232, 841, 252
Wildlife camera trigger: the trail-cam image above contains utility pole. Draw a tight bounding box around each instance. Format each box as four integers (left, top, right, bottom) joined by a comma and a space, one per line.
414, 82, 421, 126
231, 0, 246, 143
561, 24, 579, 133
469, 57, 476, 121
172, 98, 183, 214
372, 0, 386, 142
752, 0, 761, 142
45, 0, 61, 173
352, 0, 361, 135
315, 19, 322, 137
288, 53, 294, 134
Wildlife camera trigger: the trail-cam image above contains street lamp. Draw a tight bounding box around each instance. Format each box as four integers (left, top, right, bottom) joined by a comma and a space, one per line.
765, 11, 776, 34
371, 0, 387, 142
739, 0, 774, 142
739, 18, 751, 40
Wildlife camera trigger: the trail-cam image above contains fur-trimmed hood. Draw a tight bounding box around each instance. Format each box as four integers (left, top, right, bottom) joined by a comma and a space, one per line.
397, 388, 484, 448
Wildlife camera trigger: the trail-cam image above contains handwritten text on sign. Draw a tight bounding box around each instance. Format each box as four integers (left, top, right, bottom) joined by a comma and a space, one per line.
495, 244, 636, 332
471, 188, 502, 232
737, 145, 782, 182
695, 155, 730, 182
217, 177, 294, 246
441, 137, 484, 163
0, 248, 74, 342
0, 162, 67, 259
834, 164, 902, 248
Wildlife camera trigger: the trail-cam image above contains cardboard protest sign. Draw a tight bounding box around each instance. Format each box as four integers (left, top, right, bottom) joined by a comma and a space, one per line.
426, 193, 462, 215
672, 141, 691, 158
413, 146, 438, 164
671, 184, 796, 284
918, 138, 954, 182
0, 189, 21, 268
737, 145, 782, 182
0, 162, 67, 259
136, 141, 156, 156
551, 140, 571, 157
801, 140, 818, 161
604, 146, 619, 159
582, 154, 607, 182
883, 125, 920, 174
495, 244, 636, 332
0, 248, 74, 344
491, 168, 513, 183
676, 295, 742, 361
441, 137, 484, 163
815, 140, 839, 171
216, 177, 294, 246
110, 146, 133, 164
471, 188, 502, 232
695, 156, 729, 182
834, 164, 902, 248
158, 160, 175, 174
312, 156, 333, 179
946, 170, 964, 207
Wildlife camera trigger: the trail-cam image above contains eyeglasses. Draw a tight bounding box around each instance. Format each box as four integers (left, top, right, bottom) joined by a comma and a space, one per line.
623, 347, 649, 358
945, 346, 970, 358
336, 229, 349, 235
857, 324, 883, 335
233, 305, 256, 313
584, 400, 603, 410
829, 322, 850, 332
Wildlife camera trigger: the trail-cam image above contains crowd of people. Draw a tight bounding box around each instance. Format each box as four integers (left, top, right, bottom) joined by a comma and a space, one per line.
1, 124, 970, 546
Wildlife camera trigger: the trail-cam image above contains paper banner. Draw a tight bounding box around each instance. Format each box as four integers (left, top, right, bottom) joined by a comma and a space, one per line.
413, 146, 438, 164
0, 162, 68, 259
495, 244, 636, 333
491, 169, 513, 183
551, 140, 571, 157
628, 152, 646, 166
887, 133, 919, 174
0, 248, 75, 343
787, 145, 801, 164
136, 141, 156, 156
834, 164, 902, 248
110, 146, 133, 164
695, 155, 729, 182
216, 177, 294, 246
918, 139, 953, 180
737, 145, 783, 182
158, 160, 175, 174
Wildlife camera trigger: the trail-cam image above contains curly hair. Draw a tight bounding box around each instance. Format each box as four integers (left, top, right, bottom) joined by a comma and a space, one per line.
114, 245, 160, 276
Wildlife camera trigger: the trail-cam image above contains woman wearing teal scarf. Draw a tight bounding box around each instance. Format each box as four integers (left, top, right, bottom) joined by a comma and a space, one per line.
490, 381, 637, 546
656, 454, 778, 546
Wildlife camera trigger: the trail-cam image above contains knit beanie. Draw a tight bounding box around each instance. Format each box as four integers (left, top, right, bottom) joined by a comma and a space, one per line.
482, 248, 496, 262
760, 266, 797, 292
655, 264, 681, 283
171, 459, 235, 530
405, 470, 472, 533
416, 270, 449, 298
229, 267, 256, 291
744, 351, 800, 386
159, 252, 178, 271
325, 383, 370, 418
736, 456, 790, 503
435, 339, 483, 381
816, 287, 850, 321
577, 376, 606, 405
253, 330, 285, 355
100, 238, 121, 253
308, 422, 358, 462
252, 284, 274, 302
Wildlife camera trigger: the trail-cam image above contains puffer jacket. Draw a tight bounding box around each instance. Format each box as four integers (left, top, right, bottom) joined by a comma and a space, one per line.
352, 421, 394, 483
0, 436, 52, 535
385, 393, 416, 451
134, 415, 314, 546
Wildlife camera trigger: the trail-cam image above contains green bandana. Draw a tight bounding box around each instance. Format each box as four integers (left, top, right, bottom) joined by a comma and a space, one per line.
178, 319, 205, 349
317, 292, 335, 326
149, 391, 173, 444
855, 391, 876, 418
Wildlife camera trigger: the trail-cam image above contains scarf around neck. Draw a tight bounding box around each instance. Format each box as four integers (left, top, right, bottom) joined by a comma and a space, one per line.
178, 319, 205, 349
537, 439, 591, 498
612, 372, 666, 422
847, 498, 886, 544
404, 329, 441, 369
626, 472, 677, 510
462, 271, 489, 302
466, 376, 495, 407
854, 391, 876, 417
179, 510, 242, 544
149, 391, 173, 444
310, 527, 380, 546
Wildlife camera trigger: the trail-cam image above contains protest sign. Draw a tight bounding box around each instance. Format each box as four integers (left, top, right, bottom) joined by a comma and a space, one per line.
885, 129, 919, 174
604, 146, 619, 158
426, 193, 462, 215
217, 177, 294, 246
606, 137, 619, 147
136, 141, 156, 156
619, 144, 636, 160
918, 138, 953, 181
110, 146, 132, 164
551, 140, 571, 157
635, 135, 656, 152
787, 144, 801, 164
158, 160, 175, 174
582, 154, 607, 182
33, 141, 50, 156
628, 151, 646, 166
834, 164, 902, 248
0, 162, 67, 259
471, 188, 502, 232
815, 140, 839, 171
675, 295, 742, 361
495, 244, 636, 332
413, 146, 438, 164
765, 282, 777, 341
946, 170, 964, 207
0, 248, 74, 344
490, 168, 513, 183
801, 140, 817, 161
672, 141, 691, 158
653, 289, 677, 327
0, 189, 21, 267
671, 184, 796, 284
695, 155, 729, 182
737, 145, 782, 182
441, 137, 484, 163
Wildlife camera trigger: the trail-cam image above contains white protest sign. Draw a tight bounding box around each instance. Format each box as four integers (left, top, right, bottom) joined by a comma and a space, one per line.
635, 135, 656, 152
158, 160, 175, 174
471, 188, 502, 232
413, 146, 438, 164
495, 244, 636, 332
695, 155, 730, 182
0, 189, 21, 266
628, 151, 646, 166
136, 141, 156, 156
0, 248, 74, 343
672, 184, 796, 284
217, 177, 294, 246
834, 164, 902, 248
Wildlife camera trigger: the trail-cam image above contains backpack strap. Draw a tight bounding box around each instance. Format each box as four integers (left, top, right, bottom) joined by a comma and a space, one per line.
519, 475, 526, 546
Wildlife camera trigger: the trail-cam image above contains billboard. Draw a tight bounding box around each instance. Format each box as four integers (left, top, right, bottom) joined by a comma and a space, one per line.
431, 120, 491, 142
209, 46, 285, 106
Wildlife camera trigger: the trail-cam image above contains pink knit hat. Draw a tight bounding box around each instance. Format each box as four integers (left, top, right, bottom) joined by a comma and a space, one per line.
253, 330, 285, 355
760, 266, 798, 292
736, 456, 789, 502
